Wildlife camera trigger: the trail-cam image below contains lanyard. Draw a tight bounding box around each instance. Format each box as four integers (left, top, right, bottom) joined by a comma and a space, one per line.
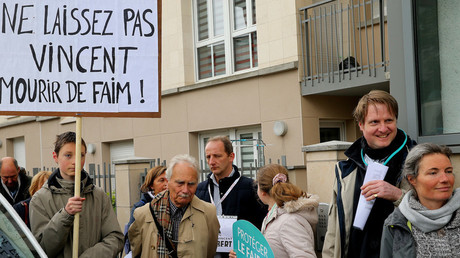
361, 129, 408, 166
208, 176, 241, 207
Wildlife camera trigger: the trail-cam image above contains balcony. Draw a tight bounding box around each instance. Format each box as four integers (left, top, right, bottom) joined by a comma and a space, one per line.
299, 0, 389, 96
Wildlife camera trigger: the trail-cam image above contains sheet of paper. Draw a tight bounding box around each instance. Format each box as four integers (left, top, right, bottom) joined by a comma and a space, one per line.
353, 161, 389, 230
217, 215, 237, 253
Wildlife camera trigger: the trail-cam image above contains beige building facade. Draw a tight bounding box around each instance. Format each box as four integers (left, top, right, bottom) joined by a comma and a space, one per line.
2, 0, 460, 231
0, 0, 361, 227
0, 0, 359, 187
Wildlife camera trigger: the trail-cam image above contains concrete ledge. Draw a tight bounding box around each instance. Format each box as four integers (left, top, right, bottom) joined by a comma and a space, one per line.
162, 61, 298, 96
113, 157, 155, 165
302, 140, 352, 152
0, 116, 59, 128
286, 165, 306, 170
0, 116, 36, 128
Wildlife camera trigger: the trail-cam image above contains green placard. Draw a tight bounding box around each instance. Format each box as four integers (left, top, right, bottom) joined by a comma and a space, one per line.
232, 220, 274, 258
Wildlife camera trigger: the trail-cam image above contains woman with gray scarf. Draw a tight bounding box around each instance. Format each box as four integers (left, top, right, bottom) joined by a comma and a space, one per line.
380, 143, 460, 257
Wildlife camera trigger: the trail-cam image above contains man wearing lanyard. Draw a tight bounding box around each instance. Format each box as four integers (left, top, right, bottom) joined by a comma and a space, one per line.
196, 135, 267, 257
322, 90, 416, 258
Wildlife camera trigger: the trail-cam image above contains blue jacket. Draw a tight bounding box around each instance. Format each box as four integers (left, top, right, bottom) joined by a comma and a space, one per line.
13, 197, 32, 228
124, 192, 154, 253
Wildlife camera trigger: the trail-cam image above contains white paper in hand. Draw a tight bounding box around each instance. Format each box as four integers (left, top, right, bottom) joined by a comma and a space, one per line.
352, 161, 389, 230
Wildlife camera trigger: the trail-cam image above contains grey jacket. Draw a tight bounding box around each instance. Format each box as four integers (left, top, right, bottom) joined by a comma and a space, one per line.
380, 207, 415, 258
30, 170, 123, 258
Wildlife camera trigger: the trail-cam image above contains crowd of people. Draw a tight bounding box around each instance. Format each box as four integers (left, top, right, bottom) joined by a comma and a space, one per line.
1, 90, 459, 258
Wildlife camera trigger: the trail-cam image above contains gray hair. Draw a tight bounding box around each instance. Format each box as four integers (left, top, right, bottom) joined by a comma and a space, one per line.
165, 154, 199, 180
403, 143, 452, 185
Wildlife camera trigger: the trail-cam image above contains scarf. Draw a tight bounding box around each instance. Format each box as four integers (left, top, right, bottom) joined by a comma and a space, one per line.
261, 203, 278, 235
150, 190, 173, 258
399, 188, 460, 233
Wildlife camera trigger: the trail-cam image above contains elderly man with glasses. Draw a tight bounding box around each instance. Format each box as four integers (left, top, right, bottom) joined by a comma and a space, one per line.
129, 154, 220, 258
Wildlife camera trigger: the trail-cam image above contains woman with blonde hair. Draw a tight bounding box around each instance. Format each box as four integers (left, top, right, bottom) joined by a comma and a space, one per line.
13, 171, 52, 228
129, 166, 168, 223
257, 164, 319, 257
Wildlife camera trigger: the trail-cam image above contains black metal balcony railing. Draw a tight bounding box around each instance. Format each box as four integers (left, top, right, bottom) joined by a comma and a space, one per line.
299, 0, 389, 95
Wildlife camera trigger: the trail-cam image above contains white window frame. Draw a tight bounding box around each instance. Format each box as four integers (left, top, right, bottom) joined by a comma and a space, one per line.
319, 120, 346, 142
193, 0, 257, 81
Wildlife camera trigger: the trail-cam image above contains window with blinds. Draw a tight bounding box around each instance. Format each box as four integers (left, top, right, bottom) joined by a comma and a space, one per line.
194, 0, 257, 80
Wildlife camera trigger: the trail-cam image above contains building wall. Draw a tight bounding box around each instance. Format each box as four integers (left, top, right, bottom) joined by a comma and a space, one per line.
2, 0, 460, 219
0, 0, 358, 193
161, 0, 194, 90
0, 70, 359, 192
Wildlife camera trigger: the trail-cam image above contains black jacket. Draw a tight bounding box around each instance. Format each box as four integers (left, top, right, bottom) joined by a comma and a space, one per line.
346, 129, 416, 258
0, 168, 31, 206
13, 197, 32, 228
196, 165, 267, 230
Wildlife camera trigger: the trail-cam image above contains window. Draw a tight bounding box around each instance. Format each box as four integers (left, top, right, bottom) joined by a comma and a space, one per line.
109, 140, 134, 191
233, 131, 264, 169
0, 194, 47, 257
372, 0, 387, 20
198, 127, 263, 178
194, 0, 257, 80
12, 137, 26, 168
413, 0, 460, 138
319, 120, 346, 142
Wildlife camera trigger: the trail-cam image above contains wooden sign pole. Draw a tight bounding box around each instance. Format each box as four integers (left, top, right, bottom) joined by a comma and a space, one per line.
72, 116, 83, 258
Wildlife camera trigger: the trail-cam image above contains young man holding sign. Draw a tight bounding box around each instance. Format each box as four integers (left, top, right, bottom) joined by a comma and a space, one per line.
322, 90, 416, 258
30, 132, 124, 257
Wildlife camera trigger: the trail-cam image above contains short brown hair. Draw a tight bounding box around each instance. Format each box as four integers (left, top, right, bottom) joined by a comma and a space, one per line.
140, 166, 167, 193
29, 171, 52, 196
54, 132, 87, 155
353, 90, 398, 124
257, 164, 305, 207
207, 136, 233, 155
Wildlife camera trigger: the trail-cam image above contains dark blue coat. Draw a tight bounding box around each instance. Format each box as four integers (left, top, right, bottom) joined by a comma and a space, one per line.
195, 165, 267, 230
13, 197, 31, 228
124, 192, 154, 253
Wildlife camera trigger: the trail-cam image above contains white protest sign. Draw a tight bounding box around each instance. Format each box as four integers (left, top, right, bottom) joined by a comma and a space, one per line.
217, 215, 237, 253
0, 0, 160, 117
